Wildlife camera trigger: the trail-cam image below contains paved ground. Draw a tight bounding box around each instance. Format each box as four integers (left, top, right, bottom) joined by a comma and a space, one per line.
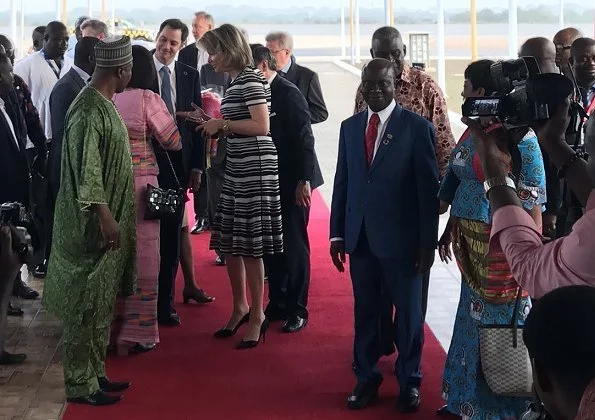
0, 61, 464, 419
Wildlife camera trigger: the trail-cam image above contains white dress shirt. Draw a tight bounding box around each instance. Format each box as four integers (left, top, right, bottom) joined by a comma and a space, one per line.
330, 99, 396, 242
153, 54, 177, 112
196, 41, 210, 71
0, 98, 20, 150
71, 64, 91, 84
367, 99, 396, 162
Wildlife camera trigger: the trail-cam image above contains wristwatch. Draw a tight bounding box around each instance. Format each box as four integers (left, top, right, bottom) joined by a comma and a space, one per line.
483, 176, 516, 195
298, 180, 310, 187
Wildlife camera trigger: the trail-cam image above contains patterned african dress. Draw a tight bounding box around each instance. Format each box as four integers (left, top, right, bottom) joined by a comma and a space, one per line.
112, 88, 181, 347
42, 86, 137, 398
438, 128, 546, 420
209, 67, 283, 257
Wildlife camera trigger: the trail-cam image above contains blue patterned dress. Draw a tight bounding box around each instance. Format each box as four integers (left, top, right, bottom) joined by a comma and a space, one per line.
439, 130, 546, 420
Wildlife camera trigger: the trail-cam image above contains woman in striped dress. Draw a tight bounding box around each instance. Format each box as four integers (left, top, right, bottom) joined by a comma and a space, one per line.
181, 24, 283, 349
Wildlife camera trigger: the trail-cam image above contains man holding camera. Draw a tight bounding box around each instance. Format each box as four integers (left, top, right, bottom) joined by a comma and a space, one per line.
0, 50, 30, 365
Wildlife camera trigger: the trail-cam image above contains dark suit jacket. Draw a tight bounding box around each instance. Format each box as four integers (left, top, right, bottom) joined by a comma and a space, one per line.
151, 60, 203, 188
0, 89, 31, 206
178, 44, 230, 94
48, 68, 86, 189
283, 61, 328, 124
330, 105, 439, 259
269, 74, 323, 194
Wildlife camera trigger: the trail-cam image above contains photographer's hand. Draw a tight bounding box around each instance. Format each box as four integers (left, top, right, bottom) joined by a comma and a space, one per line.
0, 226, 23, 282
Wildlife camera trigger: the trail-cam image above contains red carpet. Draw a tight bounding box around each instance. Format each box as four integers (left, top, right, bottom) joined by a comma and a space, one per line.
63, 191, 446, 419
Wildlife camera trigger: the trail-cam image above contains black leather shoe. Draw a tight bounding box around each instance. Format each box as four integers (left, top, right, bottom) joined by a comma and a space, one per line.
398, 386, 421, 413
158, 313, 181, 327
215, 255, 226, 266
67, 390, 121, 406
13, 278, 39, 300
191, 218, 208, 234
33, 261, 47, 278
0, 351, 27, 365
347, 377, 383, 410
98, 377, 130, 393
7, 301, 23, 316
282, 316, 307, 333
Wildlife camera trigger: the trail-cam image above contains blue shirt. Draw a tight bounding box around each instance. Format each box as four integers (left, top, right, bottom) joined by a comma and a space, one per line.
439, 130, 546, 224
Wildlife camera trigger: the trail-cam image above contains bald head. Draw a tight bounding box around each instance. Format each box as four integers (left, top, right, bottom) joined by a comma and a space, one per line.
520, 37, 557, 74
363, 58, 396, 77
0, 35, 14, 65
554, 27, 584, 77
74, 36, 99, 75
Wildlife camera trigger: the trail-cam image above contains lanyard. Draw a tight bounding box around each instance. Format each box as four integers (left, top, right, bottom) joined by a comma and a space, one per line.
40, 50, 61, 79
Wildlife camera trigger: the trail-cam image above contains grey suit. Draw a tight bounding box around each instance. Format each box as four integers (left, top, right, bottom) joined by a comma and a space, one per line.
46, 67, 87, 260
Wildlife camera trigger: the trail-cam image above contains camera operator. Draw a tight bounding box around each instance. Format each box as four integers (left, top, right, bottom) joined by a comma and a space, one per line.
465, 99, 595, 300
519, 38, 562, 239
0, 226, 27, 365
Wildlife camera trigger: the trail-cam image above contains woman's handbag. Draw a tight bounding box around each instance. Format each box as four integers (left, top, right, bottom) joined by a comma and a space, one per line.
140, 93, 184, 221
478, 287, 533, 397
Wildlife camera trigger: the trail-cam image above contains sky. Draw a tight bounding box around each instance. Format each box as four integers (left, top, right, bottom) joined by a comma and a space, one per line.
0, 0, 570, 14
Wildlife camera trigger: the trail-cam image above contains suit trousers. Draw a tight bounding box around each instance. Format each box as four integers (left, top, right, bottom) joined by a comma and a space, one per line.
45, 181, 59, 261
26, 149, 48, 268
157, 212, 182, 318
62, 311, 109, 398
193, 170, 209, 221
206, 159, 225, 254
350, 227, 424, 389
378, 270, 430, 354
265, 198, 311, 319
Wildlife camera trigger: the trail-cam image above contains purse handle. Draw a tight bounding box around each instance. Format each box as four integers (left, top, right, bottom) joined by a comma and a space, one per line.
142, 90, 182, 190
509, 286, 524, 348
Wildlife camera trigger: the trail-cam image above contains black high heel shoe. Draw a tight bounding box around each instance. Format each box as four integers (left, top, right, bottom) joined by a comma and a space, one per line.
236, 318, 269, 350
214, 312, 250, 338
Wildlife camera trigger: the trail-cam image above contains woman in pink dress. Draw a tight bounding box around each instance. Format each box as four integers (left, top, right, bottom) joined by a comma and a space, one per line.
113, 45, 181, 354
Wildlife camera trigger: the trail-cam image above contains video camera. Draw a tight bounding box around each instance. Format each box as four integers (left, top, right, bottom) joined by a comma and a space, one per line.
462, 57, 587, 133
0, 202, 34, 264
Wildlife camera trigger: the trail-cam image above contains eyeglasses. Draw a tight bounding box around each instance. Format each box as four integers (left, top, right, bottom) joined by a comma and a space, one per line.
270, 49, 289, 55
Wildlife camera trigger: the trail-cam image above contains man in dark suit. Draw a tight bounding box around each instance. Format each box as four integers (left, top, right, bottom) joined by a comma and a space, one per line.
152, 19, 204, 326
330, 59, 439, 412
252, 45, 323, 333
265, 31, 328, 124
0, 51, 32, 365
47, 36, 98, 267
178, 11, 223, 235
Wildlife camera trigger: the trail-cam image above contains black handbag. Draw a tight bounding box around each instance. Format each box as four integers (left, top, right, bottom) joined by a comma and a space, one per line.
141, 94, 184, 221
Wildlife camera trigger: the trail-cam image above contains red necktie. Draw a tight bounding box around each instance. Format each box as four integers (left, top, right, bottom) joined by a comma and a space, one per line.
365, 113, 380, 167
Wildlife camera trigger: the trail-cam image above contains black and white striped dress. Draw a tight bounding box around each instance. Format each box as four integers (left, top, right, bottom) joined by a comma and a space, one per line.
209, 67, 284, 258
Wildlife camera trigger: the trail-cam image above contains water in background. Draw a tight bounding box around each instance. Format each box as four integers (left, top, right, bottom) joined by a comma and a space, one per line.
2, 22, 594, 59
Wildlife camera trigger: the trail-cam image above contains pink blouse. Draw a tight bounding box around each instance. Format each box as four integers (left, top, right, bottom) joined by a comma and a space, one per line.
113, 88, 181, 176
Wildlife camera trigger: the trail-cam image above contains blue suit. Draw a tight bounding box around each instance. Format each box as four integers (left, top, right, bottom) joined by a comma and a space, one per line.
330, 103, 439, 389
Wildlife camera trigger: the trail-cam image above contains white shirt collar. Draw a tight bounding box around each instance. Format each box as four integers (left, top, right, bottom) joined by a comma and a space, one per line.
280, 59, 292, 74
71, 64, 91, 84
268, 72, 277, 84
153, 54, 176, 75
367, 99, 396, 124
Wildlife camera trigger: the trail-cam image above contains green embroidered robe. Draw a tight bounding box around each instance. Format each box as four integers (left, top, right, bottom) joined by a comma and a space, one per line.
43, 87, 136, 326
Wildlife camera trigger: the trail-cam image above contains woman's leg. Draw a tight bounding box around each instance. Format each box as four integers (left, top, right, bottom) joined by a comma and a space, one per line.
242, 256, 266, 341
180, 222, 214, 303
222, 255, 249, 328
